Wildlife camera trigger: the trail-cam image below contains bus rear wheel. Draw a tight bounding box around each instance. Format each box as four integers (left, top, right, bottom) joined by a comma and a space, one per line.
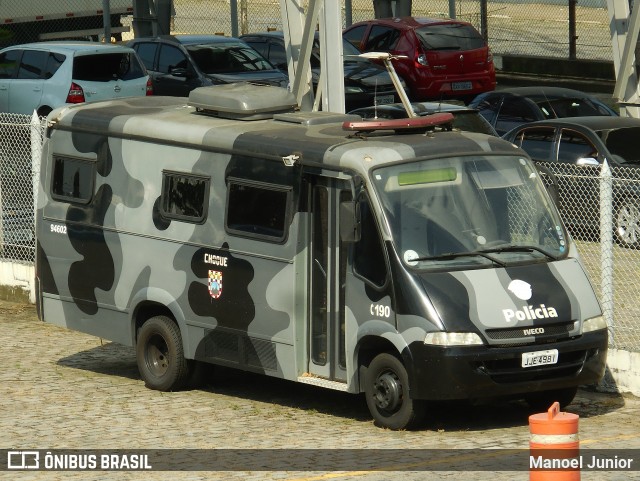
136, 315, 190, 391
364, 353, 425, 430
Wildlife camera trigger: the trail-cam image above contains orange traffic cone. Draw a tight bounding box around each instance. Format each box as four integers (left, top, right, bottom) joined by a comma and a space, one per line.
529, 401, 580, 480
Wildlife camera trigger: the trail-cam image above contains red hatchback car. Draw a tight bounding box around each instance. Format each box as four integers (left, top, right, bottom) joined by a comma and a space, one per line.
343, 17, 496, 102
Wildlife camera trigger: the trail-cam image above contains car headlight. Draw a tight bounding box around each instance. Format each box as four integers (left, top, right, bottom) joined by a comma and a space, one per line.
424, 332, 483, 346
583, 315, 608, 333
345, 85, 365, 94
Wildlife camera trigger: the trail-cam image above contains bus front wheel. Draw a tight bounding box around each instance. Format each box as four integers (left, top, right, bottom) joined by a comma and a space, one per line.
364, 353, 425, 430
136, 315, 190, 391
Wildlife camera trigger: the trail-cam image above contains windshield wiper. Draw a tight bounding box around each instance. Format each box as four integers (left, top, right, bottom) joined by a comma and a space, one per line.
412, 251, 507, 267
479, 244, 559, 261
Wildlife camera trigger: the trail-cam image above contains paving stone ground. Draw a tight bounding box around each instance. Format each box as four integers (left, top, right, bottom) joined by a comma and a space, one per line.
2, 300, 640, 480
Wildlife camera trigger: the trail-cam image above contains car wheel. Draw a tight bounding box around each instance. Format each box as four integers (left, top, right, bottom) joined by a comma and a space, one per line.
525, 387, 578, 413
615, 199, 640, 248
364, 353, 425, 430
136, 315, 190, 391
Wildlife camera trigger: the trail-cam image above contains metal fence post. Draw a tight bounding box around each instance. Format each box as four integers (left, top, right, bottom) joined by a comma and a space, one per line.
30, 112, 42, 238
599, 160, 614, 345
102, 0, 112, 42
569, 0, 577, 59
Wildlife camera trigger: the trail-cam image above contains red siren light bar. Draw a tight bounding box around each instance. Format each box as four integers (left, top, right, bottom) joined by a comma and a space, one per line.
342, 112, 454, 132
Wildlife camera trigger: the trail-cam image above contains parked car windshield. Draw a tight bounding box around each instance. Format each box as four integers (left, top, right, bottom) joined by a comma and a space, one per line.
73, 52, 146, 81
599, 127, 640, 163
416, 24, 485, 51
371, 155, 567, 269
186, 43, 275, 74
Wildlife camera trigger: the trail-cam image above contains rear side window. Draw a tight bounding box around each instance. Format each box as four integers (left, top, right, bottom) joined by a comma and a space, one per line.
44, 53, 66, 79
558, 130, 596, 164
161, 172, 209, 223
517, 127, 556, 162
73, 52, 146, 81
416, 24, 485, 51
0, 50, 21, 79
51, 156, 96, 204
226, 180, 290, 242
365, 26, 401, 51
17, 50, 48, 79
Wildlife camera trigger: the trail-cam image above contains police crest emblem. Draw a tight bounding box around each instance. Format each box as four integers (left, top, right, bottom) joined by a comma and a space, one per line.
208, 270, 223, 299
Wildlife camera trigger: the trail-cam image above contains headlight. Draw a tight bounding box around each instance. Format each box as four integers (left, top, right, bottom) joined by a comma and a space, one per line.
583, 315, 608, 333
424, 332, 483, 346
344, 85, 366, 94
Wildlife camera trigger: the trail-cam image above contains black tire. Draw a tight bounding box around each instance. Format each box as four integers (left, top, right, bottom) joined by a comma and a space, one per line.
525, 386, 578, 412
614, 199, 640, 248
136, 315, 190, 391
364, 353, 425, 430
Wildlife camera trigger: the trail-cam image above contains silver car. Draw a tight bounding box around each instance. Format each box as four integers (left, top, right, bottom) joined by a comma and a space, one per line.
0, 42, 152, 116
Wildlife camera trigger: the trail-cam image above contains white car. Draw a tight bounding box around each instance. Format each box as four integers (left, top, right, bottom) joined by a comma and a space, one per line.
0, 42, 152, 116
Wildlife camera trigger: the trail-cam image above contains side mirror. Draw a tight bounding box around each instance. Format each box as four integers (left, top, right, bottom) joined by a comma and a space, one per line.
339, 200, 361, 242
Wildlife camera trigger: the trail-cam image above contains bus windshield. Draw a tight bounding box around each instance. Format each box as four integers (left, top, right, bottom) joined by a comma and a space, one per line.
371, 155, 567, 269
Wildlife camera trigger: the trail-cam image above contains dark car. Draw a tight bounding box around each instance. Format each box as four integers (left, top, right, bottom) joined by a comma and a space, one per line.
127, 35, 288, 97
470, 87, 618, 136
348, 101, 498, 136
503, 116, 640, 247
240, 31, 403, 111
343, 16, 496, 102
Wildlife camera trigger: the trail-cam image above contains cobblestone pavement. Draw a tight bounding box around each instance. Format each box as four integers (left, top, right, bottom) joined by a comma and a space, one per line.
2, 300, 640, 481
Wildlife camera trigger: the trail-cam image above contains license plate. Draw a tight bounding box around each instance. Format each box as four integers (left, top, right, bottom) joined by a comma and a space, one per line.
452, 81, 473, 91
375, 95, 394, 105
522, 349, 559, 368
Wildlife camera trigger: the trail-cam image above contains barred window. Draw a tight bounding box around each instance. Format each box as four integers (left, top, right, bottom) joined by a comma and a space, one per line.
161, 172, 209, 223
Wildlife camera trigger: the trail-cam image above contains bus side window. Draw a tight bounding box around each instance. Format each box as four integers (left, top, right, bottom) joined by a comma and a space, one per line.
51, 155, 96, 204
353, 195, 386, 287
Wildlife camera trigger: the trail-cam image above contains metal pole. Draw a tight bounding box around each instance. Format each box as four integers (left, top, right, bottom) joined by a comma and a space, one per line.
102, 0, 111, 42
231, 0, 238, 38
569, 0, 577, 60
449, 0, 456, 19
480, 0, 488, 43
345, 0, 352, 27
240, 0, 248, 35
600, 160, 615, 345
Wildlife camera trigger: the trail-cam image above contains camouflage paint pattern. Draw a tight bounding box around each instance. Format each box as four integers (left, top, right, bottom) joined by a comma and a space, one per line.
36, 90, 607, 400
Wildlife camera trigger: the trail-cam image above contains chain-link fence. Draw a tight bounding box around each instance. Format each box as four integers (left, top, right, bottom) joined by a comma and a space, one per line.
0, 1, 616, 61
0, 114, 41, 264
536, 161, 640, 352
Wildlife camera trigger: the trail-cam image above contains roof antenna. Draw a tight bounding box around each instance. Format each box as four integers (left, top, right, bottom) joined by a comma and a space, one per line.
541, 88, 558, 118
373, 79, 379, 119
359, 52, 416, 117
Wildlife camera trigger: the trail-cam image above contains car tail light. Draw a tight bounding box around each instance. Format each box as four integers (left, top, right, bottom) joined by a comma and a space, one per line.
416, 53, 429, 67
487, 48, 493, 63
145, 78, 153, 96
66, 83, 85, 103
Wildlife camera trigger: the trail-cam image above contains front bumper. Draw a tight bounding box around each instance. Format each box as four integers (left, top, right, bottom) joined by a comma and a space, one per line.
406, 330, 608, 400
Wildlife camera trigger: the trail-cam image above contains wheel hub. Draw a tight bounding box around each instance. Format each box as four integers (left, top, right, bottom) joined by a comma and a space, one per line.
373, 371, 402, 412
145, 334, 169, 377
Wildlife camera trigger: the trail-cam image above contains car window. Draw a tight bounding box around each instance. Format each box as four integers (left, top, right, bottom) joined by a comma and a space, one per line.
495, 98, 538, 134
558, 130, 596, 164
365, 26, 401, 51
17, 50, 48, 79
516, 127, 556, 162
416, 24, 485, 51
44, 53, 66, 79
158, 44, 188, 74
187, 44, 273, 74
73, 52, 146, 81
537, 98, 610, 118
134, 42, 158, 70
473, 95, 500, 124
0, 50, 21, 79
267, 42, 287, 69
343, 25, 368, 50
602, 127, 640, 162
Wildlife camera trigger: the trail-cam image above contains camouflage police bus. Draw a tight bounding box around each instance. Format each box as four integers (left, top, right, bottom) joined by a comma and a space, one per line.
35, 83, 608, 430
